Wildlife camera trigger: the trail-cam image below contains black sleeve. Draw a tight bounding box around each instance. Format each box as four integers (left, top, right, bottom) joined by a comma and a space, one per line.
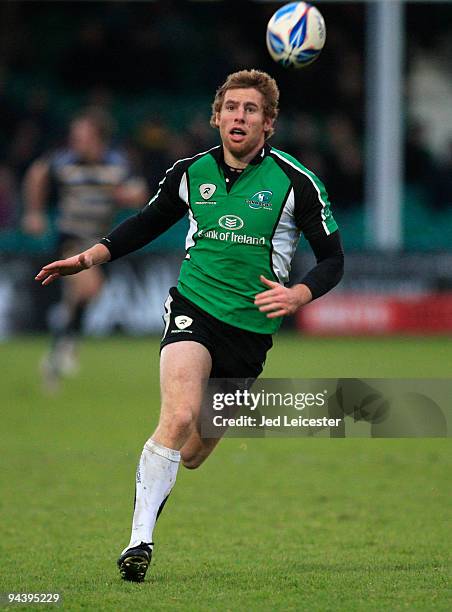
287, 167, 343, 299
100, 164, 188, 261
297, 230, 344, 300
293, 174, 336, 241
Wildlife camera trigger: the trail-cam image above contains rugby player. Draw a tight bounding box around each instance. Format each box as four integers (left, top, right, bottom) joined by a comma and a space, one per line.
35, 70, 344, 581
23, 107, 147, 389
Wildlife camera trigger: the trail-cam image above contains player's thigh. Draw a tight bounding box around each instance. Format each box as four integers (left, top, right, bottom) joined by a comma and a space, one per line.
159, 341, 212, 425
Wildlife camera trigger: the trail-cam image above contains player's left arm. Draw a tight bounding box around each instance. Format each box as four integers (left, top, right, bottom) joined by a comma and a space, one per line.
255, 231, 344, 318
255, 171, 344, 318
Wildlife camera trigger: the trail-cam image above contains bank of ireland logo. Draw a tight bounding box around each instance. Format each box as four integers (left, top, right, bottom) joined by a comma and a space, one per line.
175, 315, 193, 330
200, 183, 217, 200
247, 190, 273, 210
218, 215, 244, 230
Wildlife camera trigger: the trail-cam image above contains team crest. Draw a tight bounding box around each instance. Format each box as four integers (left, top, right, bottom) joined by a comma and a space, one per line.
200, 184, 217, 200
246, 190, 273, 209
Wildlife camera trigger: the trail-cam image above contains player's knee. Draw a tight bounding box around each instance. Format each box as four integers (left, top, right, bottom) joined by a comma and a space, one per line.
176, 408, 196, 430
161, 407, 195, 436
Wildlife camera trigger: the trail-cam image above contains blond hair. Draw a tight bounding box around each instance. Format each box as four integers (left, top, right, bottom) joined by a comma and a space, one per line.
210, 69, 279, 139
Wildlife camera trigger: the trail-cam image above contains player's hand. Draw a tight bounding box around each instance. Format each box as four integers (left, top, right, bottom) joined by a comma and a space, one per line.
254, 275, 312, 318
35, 253, 93, 286
22, 211, 47, 236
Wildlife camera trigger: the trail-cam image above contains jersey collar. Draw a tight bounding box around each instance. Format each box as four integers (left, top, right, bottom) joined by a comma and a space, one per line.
212, 143, 271, 170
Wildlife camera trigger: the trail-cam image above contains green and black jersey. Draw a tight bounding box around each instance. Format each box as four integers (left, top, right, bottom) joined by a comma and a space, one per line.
102, 144, 341, 334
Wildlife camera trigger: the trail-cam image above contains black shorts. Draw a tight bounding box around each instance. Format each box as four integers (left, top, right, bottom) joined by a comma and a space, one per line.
160, 287, 272, 379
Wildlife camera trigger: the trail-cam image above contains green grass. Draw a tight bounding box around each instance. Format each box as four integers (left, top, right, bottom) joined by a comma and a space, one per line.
1, 335, 451, 611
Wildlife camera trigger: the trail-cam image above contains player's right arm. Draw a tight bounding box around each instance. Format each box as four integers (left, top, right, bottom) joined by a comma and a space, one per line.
99, 196, 186, 261
22, 159, 50, 235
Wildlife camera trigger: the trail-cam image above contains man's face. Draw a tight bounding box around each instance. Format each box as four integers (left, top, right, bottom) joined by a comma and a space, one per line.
215, 88, 273, 162
69, 119, 104, 157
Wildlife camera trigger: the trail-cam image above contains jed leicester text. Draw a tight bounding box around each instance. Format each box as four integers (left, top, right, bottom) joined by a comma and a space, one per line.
212, 415, 342, 428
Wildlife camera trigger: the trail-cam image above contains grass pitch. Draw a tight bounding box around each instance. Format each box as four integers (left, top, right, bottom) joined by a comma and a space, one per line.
1, 335, 451, 611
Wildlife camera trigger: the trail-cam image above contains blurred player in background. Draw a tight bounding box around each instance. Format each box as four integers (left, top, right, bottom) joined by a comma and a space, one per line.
35, 70, 344, 581
23, 107, 148, 389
